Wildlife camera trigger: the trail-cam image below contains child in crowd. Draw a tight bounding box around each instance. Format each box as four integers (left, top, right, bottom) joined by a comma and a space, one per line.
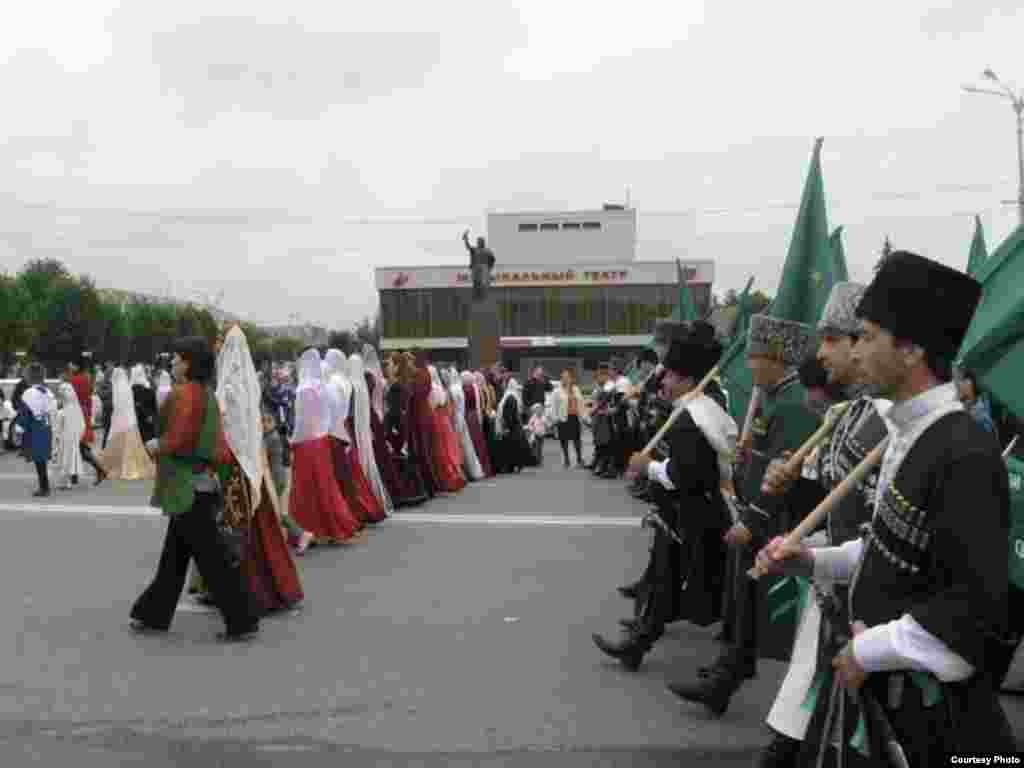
526, 403, 547, 467
263, 410, 313, 555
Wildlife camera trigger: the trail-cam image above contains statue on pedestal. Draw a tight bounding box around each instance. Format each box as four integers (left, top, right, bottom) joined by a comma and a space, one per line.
462, 230, 496, 302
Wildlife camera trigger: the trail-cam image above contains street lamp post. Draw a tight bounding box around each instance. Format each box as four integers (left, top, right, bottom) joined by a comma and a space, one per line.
964, 69, 1024, 225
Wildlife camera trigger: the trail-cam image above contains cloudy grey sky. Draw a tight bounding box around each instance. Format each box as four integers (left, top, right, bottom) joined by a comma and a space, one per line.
0, 0, 1021, 328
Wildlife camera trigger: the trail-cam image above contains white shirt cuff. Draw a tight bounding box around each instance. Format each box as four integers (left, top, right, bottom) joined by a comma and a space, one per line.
852, 614, 974, 682
811, 538, 864, 584
647, 459, 676, 490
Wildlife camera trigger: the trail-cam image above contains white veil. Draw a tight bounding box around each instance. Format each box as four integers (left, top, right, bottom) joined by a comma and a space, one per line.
349, 353, 392, 513
109, 368, 140, 436
156, 371, 173, 410
363, 344, 385, 422
428, 365, 448, 408
292, 348, 328, 444
496, 379, 522, 437
216, 326, 265, 507
58, 381, 86, 438
129, 364, 151, 389
449, 368, 483, 480
323, 348, 352, 444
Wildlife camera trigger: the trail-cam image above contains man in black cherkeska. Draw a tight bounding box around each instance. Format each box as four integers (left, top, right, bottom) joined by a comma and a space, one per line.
592, 322, 738, 670
756, 251, 1016, 766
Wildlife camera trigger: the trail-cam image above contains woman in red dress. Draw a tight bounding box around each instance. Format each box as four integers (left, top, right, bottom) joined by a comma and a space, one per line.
461, 371, 494, 477
287, 348, 361, 544
68, 354, 108, 484
407, 360, 440, 498
427, 365, 466, 493
216, 325, 303, 614
323, 349, 383, 525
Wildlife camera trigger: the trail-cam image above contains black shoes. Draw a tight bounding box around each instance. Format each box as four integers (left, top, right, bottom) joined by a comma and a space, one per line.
755, 731, 802, 768
592, 628, 656, 672
217, 627, 259, 644
668, 653, 750, 716
129, 619, 168, 635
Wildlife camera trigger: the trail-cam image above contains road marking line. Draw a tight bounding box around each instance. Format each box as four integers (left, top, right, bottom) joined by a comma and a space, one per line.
0, 503, 641, 527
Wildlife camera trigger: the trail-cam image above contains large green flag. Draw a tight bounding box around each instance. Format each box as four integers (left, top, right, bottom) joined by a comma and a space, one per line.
730, 276, 757, 346
957, 224, 1024, 421
829, 226, 849, 282
718, 138, 836, 427
672, 258, 698, 322
967, 215, 988, 277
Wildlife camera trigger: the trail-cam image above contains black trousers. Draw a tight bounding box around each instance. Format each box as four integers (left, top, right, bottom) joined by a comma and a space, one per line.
720, 542, 758, 664
638, 505, 682, 636
34, 460, 49, 493
100, 408, 113, 449
131, 492, 258, 635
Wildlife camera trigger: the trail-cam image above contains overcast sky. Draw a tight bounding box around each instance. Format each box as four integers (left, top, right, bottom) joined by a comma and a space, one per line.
0, 1, 1021, 328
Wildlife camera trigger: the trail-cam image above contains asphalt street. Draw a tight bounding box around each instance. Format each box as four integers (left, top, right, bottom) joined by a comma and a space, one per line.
0, 437, 1021, 766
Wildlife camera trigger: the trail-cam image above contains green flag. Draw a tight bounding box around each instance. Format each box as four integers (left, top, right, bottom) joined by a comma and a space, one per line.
957, 225, 1024, 421
829, 226, 849, 282
673, 259, 698, 322
967, 215, 989, 277
729, 276, 757, 346
718, 138, 836, 426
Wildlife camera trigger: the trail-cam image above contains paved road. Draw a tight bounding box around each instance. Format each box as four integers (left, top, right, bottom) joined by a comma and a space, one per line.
0, 439, 1021, 766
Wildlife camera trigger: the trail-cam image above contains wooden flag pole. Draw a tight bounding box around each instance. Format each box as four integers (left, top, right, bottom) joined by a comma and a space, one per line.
748, 436, 889, 580
1004, 436, 1019, 459
760, 401, 853, 492
640, 364, 721, 457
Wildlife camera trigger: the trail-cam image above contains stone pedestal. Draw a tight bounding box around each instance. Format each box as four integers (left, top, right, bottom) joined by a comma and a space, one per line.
469, 295, 500, 370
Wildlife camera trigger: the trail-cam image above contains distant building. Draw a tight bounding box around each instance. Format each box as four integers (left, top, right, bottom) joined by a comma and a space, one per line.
375, 206, 714, 381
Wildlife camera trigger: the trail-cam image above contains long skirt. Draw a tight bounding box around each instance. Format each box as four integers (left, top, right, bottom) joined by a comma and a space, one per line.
100, 426, 155, 481
465, 411, 493, 477
288, 437, 360, 542
429, 410, 466, 493
330, 437, 385, 524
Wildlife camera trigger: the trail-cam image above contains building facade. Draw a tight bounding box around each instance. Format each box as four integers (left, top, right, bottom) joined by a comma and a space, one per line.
375, 207, 713, 381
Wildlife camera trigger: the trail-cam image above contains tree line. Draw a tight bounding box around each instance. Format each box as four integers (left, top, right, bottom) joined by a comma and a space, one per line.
0, 257, 380, 376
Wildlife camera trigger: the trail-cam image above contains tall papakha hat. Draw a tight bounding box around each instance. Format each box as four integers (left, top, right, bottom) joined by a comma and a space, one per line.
818, 282, 866, 337
663, 321, 723, 381
856, 251, 981, 361
747, 313, 815, 368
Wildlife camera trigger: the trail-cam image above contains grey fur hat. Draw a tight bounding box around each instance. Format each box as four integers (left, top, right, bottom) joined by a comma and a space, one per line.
818, 282, 866, 337
747, 313, 815, 368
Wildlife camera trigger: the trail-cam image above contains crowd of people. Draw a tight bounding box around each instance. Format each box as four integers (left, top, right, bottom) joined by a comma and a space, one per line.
585, 251, 1023, 766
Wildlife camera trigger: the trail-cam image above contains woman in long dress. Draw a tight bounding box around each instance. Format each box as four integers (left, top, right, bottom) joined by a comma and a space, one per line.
495, 378, 529, 474
215, 326, 304, 614
131, 364, 158, 443
461, 371, 493, 477
348, 353, 393, 515
362, 345, 405, 503
54, 382, 85, 490
407, 360, 440, 498
448, 367, 483, 481
427, 365, 466, 493
322, 349, 381, 526
477, 372, 501, 472
99, 367, 156, 480
287, 348, 361, 545
382, 356, 429, 507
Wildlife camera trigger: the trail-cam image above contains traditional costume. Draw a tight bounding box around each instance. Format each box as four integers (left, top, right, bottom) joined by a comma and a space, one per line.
350, 353, 393, 515
156, 371, 173, 411
448, 367, 484, 481
798, 253, 1015, 766
131, 364, 158, 443
408, 365, 440, 497
382, 363, 429, 507
216, 326, 303, 614
462, 371, 494, 477
759, 283, 890, 765
427, 365, 466, 492
16, 380, 56, 496
287, 349, 360, 544
593, 324, 738, 669
55, 382, 85, 490
99, 367, 156, 481
672, 313, 819, 716
322, 349, 379, 526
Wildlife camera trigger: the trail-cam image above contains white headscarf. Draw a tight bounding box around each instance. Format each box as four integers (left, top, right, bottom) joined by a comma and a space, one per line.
57, 381, 85, 479
496, 379, 522, 437
109, 367, 140, 436
129, 364, 150, 389
323, 348, 352, 444
292, 348, 328, 444
216, 326, 265, 507
428, 365, 448, 408
363, 344, 386, 422
156, 371, 173, 410
449, 368, 483, 480
349, 353, 392, 513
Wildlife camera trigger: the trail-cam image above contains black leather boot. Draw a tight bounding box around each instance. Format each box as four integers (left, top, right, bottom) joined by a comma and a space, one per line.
666, 663, 741, 717
591, 627, 656, 672
755, 730, 802, 768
